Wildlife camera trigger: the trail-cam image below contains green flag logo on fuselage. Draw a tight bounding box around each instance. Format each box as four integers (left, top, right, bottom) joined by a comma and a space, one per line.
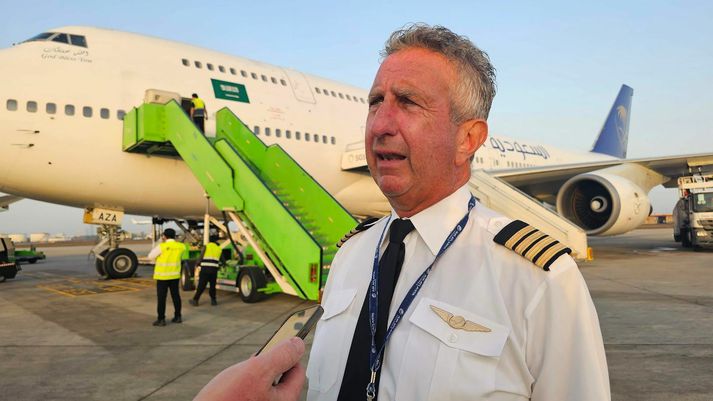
211, 79, 250, 103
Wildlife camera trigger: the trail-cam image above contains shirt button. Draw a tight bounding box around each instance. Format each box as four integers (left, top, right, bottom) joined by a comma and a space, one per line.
449, 333, 458, 343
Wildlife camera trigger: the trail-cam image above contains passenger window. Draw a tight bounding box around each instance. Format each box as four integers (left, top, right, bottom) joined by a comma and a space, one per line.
83, 106, 92, 118
315, 88, 321, 94
331, 136, 336, 145
6, 99, 17, 111
271, 77, 277, 84
338, 93, 344, 99
241, 70, 248, 77
277, 129, 283, 137
219, 65, 225, 73
117, 110, 126, 120
285, 130, 291, 139
331, 91, 336, 97
305, 133, 310, 141
346, 94, 351, 100
46, 103, 56, 114
323, 88, 329, 95
51, 33, 69, 44
295, 131, 301, 140
65, 104, 75, 116
322, 135, 328, 144
314, 135, 320, 143
70, 35, 87, 48
251, 72, 258, 79
100, 108, 110, 119
26, 101, 38, 113
194, 61, 202, 68
280, 79, 287, 86
182, 58, 190, 66
360, 98, 365, 103
207, 63, 214, 71
261, 75, 268, 82
230, 67, 237, 75
254, 126, 260, 135
265, 127, 271, 136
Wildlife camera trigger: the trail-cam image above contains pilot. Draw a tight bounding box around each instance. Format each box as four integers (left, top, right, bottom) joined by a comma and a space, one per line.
147, 228, 187, 326
305, 24, 611, 401
186, 24, 610, 401
190, 234, 222, 306
190, 93, 207, 133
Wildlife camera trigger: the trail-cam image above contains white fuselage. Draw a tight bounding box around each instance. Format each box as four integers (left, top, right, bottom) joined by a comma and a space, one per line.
0, 26, 613, 220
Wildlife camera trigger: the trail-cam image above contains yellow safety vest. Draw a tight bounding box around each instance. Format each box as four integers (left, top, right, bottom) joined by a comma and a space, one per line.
154, 240, 187, 280
200, 242, 222, 268
192, 98, 206, 117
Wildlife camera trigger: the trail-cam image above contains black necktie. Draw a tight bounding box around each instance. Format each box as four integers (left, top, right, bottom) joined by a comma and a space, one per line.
337, 218, 415, 401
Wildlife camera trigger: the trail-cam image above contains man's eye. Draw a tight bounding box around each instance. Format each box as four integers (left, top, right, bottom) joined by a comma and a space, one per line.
398, 96, 416, 106
368, 97, 383, 107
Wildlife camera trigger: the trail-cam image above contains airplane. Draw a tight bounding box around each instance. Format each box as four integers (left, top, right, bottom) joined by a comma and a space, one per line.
1, 26, 712, 277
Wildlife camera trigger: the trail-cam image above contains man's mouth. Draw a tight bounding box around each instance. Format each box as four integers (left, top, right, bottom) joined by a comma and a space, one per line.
377, 152, 406, 161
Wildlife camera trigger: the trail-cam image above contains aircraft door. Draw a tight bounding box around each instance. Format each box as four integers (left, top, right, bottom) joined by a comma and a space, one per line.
281, 68, 316, 104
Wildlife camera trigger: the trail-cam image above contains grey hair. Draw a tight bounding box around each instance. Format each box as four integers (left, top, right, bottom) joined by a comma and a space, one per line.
381, 23, 497, 122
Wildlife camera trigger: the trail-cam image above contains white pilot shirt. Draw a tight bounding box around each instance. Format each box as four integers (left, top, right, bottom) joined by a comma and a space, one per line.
307, 185, 610, 401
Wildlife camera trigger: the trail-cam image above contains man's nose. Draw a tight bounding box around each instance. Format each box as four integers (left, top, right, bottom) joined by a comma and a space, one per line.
368, 100, 398, 137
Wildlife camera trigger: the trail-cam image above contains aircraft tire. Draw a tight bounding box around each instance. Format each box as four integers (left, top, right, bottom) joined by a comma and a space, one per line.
238, 266, 267, 303
95, 250, 108, 277
181, 261, 196, 291
104, 248, 138, 279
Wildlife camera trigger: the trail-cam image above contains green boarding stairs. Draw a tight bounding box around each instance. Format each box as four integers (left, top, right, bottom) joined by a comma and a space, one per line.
122, 101, 357, 301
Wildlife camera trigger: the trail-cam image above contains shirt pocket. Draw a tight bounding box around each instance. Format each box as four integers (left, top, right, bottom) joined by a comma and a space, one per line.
407, 297, 510, 400
307, 288, 357, 394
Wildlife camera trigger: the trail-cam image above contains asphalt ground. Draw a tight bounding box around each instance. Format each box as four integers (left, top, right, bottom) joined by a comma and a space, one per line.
0, 228, 711, 401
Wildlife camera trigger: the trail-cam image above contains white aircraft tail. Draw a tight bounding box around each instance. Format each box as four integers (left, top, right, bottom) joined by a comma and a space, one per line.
468, 170, 588, 259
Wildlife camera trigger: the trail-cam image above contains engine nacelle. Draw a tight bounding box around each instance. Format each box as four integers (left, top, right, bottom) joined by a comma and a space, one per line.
556, 171, 651, 236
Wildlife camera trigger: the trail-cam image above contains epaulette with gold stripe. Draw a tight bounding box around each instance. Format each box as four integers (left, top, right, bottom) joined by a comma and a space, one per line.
493, 220, 571, 271
336, 217, 380, 248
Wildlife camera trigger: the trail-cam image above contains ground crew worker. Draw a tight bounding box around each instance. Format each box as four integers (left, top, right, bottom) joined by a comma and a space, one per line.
190, 234, 222, 306
190, 93, 207, 133
147, 228, 186, 326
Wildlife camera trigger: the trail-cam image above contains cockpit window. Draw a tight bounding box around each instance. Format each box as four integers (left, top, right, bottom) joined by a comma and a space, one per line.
51, 33, 69, 44
22, 32, 88, 48
26, 32, 55, 42
70, 35, 87, 48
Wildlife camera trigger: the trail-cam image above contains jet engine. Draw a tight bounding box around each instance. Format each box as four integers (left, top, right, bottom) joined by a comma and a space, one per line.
556, 170, 652, 236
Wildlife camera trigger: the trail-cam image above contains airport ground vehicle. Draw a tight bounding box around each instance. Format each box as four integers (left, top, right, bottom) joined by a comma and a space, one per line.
673, 174, 713, 250
15, 246, 46, 264
124, 100, 357, 302
0, 236, 20, 282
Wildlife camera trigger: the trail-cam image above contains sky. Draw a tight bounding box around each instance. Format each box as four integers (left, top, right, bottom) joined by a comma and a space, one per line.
1, 0, 712, 236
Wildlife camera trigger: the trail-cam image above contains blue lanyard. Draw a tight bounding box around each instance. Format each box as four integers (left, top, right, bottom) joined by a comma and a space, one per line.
366, 195, 476, 400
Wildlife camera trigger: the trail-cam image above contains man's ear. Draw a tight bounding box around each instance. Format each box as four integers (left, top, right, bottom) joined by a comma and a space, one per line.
455, 119, 488, 166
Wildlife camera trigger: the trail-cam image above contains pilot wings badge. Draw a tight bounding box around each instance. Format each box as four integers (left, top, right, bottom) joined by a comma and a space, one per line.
430, 305, 491, 332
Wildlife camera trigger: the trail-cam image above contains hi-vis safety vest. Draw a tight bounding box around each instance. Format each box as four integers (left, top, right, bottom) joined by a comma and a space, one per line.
200, 242, 222, 269
192, 98, 206, 117
153, 241, 187, 280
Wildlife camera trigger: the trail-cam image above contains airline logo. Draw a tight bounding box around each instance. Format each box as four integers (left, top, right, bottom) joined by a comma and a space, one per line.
211, 79, 250, 103
616, 105, 628, 148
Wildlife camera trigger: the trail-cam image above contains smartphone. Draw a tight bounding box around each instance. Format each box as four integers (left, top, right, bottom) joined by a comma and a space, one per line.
256, 305, 324, 355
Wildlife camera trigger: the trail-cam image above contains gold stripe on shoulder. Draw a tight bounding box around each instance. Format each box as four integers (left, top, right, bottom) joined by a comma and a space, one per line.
492, 220, 571, 271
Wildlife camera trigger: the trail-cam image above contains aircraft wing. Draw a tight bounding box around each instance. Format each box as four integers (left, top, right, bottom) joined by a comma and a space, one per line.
0, 194, 23, 212
492, 153, 713, 203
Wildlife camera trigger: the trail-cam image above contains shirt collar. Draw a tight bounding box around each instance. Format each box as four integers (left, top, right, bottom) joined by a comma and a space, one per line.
389, 185, 472, 256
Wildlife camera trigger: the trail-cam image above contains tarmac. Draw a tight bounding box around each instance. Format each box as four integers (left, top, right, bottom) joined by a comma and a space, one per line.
0, 226, 711, 401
